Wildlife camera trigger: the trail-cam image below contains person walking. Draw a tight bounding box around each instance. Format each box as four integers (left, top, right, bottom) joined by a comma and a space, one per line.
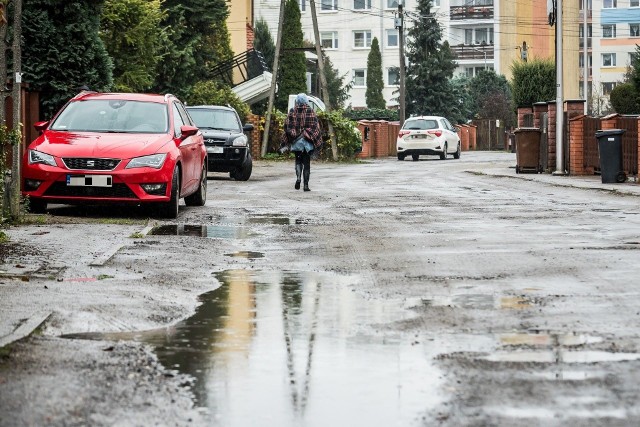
280, 93, 323, 191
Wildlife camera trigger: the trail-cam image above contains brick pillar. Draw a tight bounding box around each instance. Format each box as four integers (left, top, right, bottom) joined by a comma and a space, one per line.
469, 125, 477, 150
569, 115, 586, 175
517, 106, 533, 127
600, 113, 619, 130
373, 121, 390, 157
247, 114, 262, 159
547, 101, 557, 167
357, 121, 372, 158
564, 99, 585, 121
457, 125, 469, 151
533, 102, 548, 129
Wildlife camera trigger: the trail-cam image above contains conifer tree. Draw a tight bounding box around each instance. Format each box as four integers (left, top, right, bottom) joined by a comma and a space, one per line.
366, 37, 385, 109
405, 0, 457, 118
254, 17, 276, 70
275, 0, 307, 111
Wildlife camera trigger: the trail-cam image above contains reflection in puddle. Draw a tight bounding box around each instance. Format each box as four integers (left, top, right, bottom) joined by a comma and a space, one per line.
500, 333, 603, 347
246, 214, 293, 225
483, 351, 640, 364
148, 224, 256, 239
69, 270, 442, 426
420, 294, 534, 310
225, 251, 265, 259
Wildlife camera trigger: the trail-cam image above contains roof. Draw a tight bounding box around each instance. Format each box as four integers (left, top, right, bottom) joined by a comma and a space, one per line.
185, 105, 235, 112
71, 92, 172, 103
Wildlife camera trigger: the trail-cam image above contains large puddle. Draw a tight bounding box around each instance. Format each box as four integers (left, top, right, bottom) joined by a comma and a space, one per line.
67, 270, 443, 426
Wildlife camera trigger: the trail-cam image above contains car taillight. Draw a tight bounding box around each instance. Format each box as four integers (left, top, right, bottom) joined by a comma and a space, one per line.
398, 130, 411, 137
428, 130, 442, 137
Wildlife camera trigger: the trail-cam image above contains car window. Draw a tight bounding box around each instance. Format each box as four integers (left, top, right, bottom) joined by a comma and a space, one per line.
175, 102, 194, 127
172, 103, 185, 137
444, 119, 454, 131
50, 100, 168, 133
403, 119, 438, 130
187, 108, 242, 132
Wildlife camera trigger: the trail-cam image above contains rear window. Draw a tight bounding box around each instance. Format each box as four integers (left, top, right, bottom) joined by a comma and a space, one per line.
403, 119, 438, 130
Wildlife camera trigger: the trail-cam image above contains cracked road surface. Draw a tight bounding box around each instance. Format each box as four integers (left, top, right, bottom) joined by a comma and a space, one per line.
1, 152, 640, 426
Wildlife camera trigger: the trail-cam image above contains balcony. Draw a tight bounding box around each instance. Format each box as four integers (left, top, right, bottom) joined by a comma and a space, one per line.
450, 4, 494, 20
451, 44, 494, 61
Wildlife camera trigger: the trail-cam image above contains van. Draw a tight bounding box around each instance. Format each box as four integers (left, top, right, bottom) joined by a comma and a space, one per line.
287, 94, 326, 112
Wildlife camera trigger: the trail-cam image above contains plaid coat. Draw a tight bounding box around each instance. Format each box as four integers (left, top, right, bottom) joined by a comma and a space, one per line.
280, 104, 323, 149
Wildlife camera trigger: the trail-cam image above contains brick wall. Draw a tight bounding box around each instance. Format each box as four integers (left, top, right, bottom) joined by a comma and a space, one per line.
247, 114, 262, 159
372, 121, 390, 157
457, 125, 470, 151
517, 107, 533, 127
569, 115, 586, 175
600, 113, 619, 130
246, 24, 254, 50
533, 102, 547, 129
357, 121, 372, 158
468, 125, 477, 150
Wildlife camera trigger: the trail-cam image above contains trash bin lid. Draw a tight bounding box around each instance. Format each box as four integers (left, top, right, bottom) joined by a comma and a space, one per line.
514, 127, 541, 133
595, 129, 625, 138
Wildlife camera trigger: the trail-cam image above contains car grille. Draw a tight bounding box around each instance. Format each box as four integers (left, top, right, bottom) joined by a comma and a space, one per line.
62, 158, 121, 171
44, 182, 138, 199
204, 138, 226, 145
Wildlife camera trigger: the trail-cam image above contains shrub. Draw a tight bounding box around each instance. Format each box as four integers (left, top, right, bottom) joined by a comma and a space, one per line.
610, 83, 639, 114
186, 81, 251, 122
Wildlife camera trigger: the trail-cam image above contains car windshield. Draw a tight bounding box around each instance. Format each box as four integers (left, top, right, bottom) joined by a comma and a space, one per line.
50, 99, 169, 133
403, 119, 438, 130
188, 108, 241, 132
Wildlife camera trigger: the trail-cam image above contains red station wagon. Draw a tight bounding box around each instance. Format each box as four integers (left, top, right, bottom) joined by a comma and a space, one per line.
22, 92, 207, 218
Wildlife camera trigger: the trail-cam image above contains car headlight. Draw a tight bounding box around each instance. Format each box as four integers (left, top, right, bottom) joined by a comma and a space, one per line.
231, 136, 247, 147
126, 153, 167, 169
28, 150, 56, 167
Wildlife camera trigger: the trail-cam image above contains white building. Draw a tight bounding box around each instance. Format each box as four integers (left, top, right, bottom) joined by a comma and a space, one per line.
256, 0, 498, 109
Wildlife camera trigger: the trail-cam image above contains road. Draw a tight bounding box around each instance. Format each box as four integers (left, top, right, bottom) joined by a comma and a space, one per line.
1, 151, 640, 426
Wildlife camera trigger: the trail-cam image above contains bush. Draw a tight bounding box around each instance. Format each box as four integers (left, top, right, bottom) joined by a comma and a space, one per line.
343, 108, 399, 121
510, 58, 556, 108
318, 110, 362, 159
610, 83, 639, 114
186, 81, 251, 122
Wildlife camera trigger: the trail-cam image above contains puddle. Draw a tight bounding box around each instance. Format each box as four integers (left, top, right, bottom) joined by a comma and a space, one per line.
66, 270, 442, 426
148, 224, 257, 239
246, 214, 293, 225
500, 333, 603, 347
225, 251, 264, 259
483, 351, 640, 364
420, 294, 534, 310
532, 370, 608, 381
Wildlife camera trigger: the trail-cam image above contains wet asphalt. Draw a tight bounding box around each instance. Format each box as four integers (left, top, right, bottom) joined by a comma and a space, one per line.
1, 151, 640, 426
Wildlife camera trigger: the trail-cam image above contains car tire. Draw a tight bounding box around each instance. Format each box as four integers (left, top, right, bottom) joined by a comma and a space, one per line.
27, 198, 47, 214
453, 142, 461, 159
412, 154, 419, 161
232, 153, 252, 181
159, 166, 180, 219
397, 154, 405, 161
185, 164, 207, 207
440, 143, 448, 160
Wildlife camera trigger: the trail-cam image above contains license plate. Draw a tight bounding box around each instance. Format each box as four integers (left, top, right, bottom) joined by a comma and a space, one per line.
66, 175, 112, 187
413, 134, 427, 139
208, 146, 224, 154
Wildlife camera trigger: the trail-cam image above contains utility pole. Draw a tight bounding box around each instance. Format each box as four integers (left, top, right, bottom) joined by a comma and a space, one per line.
397, 0, 406, 126
554, 0, 565, 175
10, 0, 22, 218
583, 0, 588, 114
309, 0, 338, 160
261, 0, 286, 157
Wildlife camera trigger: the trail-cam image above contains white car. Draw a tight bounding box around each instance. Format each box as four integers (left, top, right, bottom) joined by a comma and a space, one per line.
396, 116, 461, 161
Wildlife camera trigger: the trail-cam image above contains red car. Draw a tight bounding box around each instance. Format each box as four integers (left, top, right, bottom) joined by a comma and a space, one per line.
22, 92, 207, 218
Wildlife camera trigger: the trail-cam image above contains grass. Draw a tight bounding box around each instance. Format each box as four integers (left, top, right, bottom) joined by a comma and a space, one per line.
129, 232, 145, 239
97, 274, 114, 280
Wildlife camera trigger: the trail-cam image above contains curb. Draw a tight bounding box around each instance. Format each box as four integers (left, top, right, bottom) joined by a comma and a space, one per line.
0, 310, 51, 348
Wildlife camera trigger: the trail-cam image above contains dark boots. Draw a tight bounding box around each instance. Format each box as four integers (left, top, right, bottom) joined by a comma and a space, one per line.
303, 168, 310, 191
295, 163, 302, 190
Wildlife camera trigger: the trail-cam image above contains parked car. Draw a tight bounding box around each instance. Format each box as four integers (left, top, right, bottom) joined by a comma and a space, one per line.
185, 105, 254, 181
22, 92, 207, 218
396, 116, 461, 161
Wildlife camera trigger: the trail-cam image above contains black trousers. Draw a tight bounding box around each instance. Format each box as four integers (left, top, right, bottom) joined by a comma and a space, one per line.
294, 151, 311, 183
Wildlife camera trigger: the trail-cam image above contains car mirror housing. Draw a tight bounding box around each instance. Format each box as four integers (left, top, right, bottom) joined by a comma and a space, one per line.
180, 125, 199, 139
243, 123, 254, 132
34, 121, 49, 133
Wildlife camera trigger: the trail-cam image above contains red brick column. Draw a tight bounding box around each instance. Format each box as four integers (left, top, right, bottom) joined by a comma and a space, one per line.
468, 125, 477, 150
600, 113, 619, 130
533, 102, 547, 129
569, 115, 586, 175
517, 107, 533, 127
564, 99, 585, 121
357, 121, 372, 159
547, 101, 557, 168
373, 121, 390, 157
247, 114, 262, 159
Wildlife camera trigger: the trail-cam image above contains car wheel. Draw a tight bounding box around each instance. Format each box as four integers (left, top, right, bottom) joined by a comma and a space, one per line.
440, 143, 448, 160
397, 154, 405, 161
159, 166, 180, 219
412, 154, 419, 161
185, 164, 207, 207
453, 142, 461, 159
233, 153, 252, 181
27, 198, 47, 214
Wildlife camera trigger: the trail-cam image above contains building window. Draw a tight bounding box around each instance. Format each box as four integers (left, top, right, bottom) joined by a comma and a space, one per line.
353, 30, 372, 48
474, 28, 493, 44
631, 24, 640, 37
603, 0, 616, 8
579, 54, 592, 68
602, 82, 617, 95
320, 31, 338, 49
386, 29, 398, 47
321, 0, 338, 11
602, 53, 617, 67
353, 69, 366, 87
602, 24, 616, 38
353, 0, 371, 9
579, 24, 592, 38
299, 0, 306, 12
465, 67, 474, 78
387, 67, 399, 85
632, 0, 640, 7
386, 0, 397, 9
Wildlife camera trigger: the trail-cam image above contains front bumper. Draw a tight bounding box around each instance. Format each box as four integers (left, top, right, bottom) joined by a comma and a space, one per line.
206, 146, 248, 172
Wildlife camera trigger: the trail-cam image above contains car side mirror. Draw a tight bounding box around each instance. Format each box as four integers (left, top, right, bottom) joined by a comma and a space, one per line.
243, 123, 254, 132
180, 125, 199, 139
34, 121, 49, 133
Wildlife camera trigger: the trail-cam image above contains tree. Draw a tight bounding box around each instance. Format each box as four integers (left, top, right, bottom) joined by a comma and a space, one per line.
366, 37, 385, 109
254, 17, 275, 70
275, 0, 307, 111
610, 83, 639, 114
22, 0, 113, 119
448, 75, 474, 124
100, 0, 166, 92
469, 70, 515, 127
187, 81, 251, 122
153, 0, 231, 99
510, 58, 555, 108
324, 54, 351, 110
405, 0, 457, 118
